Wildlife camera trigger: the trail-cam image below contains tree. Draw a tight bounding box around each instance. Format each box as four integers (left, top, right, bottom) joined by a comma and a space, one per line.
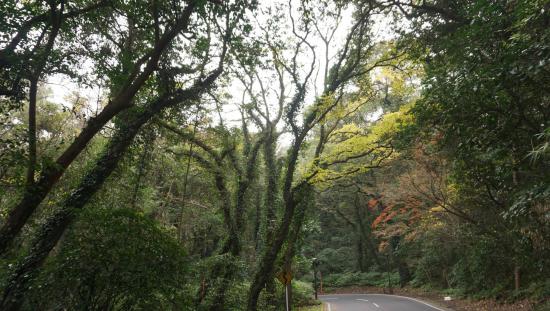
402, 0, 550, 291
0, 0, 222, 254
244, 1, 402, 309
0, 1, 254, 308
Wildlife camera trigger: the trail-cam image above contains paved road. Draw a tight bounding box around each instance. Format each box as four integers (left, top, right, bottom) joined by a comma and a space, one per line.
320, 294, 449, 311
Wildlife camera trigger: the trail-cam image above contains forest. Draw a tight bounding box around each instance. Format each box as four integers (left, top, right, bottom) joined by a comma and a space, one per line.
0, 0, 549, 310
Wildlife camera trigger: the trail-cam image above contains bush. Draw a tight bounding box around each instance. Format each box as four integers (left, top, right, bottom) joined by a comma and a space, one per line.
292, 280, 318, 307
322, 271, 400, 288
24, 207, 191, 310
317, 247, 356, 274
535, 300, 550, 311
193, 254, 248, 311
449, 234, 515, 298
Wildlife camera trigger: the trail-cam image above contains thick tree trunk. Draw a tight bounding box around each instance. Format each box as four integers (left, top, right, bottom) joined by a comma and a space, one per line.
246, 122, 310, 310
246, 197, 297, 311
354, 199, 381, 268
254, 190, 262, 253
352, 201, 369, 270
234, 135, 262, 232
263, 126, 278, 241
278, 186, 312, 311
253, 126, 279, 309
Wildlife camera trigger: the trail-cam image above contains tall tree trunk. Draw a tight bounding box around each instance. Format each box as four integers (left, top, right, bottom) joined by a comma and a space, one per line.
279, 185, 313, 311
246, 198, 298, 311
234, 133, 262, 232
263, 125, 278, 241
26, 0, 64, 195
26, 78, 38, 186
258, 125, 279, 308
353, 197, 381, 268
246, 108, 313, 309
254, 190, 262, 253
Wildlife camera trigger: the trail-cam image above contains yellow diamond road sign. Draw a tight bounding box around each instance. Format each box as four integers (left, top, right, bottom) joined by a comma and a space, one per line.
276, 270, 292, 285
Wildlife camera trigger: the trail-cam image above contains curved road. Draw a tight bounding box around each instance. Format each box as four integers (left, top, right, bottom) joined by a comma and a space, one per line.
320, 294, 450, 311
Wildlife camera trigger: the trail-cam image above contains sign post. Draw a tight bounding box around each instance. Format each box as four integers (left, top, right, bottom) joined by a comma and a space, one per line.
312, 258, 319, 300
276, 269, 293, 311
285, 283, 291, 311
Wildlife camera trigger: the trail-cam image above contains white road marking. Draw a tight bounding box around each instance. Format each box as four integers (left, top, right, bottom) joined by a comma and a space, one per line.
373, 302, 380, 308
324, 298, 338, 300
356, 298, 369, 302
327, 302, 332, 311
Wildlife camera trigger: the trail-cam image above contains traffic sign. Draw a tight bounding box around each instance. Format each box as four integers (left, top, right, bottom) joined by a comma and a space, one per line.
276, 270, 292, 285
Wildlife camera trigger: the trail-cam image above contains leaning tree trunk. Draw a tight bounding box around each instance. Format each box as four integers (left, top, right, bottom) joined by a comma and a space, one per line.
0, 3, 197, 255
0, 71, 220, 310
0, 111, 142, 310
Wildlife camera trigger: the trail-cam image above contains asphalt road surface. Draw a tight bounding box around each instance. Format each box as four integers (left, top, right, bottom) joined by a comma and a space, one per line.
320, 294, 449, 311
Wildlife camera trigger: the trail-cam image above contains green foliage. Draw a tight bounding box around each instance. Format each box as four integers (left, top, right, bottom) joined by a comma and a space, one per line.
410, 0, 550, 244
377, 0, 550, 301
449, 235, 515, 298
1, 0, 549, 308
291, 280, 318, 307
322, 271, 400, 289
310, 98, 415, 185
24, 207, 190, 310
403, 217, 548, 299
316, 247, 356, 274
192, 278, 317, 311
192, 254, 248, 311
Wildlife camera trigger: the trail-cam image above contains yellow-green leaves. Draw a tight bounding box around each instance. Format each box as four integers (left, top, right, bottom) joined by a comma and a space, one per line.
307, 103, 415, 186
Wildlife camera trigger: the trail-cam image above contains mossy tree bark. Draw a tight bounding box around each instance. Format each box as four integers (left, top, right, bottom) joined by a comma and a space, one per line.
0, 2, 198, 255
0, 69, 222, 310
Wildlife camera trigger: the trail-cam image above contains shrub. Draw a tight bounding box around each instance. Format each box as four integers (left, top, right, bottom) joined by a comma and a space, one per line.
292, 280, 318, 307
322, 271, 400, 288
317, 247, 356, 274
24, 207, 190, 310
